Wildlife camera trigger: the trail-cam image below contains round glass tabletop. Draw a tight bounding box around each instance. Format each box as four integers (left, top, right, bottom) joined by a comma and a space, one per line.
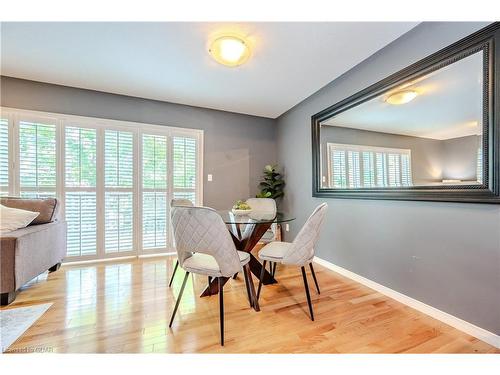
217, 210, 295, 225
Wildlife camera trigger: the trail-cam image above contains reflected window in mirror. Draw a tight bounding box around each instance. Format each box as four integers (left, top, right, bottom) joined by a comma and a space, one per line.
325, 143, 412, 188
319, 50, 484, 189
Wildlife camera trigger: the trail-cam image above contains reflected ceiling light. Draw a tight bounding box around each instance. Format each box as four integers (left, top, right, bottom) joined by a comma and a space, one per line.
385, 90, 418, 105
209, 35, 251, 67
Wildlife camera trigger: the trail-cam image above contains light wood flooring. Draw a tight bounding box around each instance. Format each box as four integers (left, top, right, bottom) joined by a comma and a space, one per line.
2, 254, 499, 353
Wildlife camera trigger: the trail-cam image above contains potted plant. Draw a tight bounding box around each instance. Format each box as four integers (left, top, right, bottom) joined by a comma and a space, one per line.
256, 164, 285, 202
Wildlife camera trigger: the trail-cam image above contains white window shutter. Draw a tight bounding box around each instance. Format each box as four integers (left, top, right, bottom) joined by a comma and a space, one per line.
19, 120, 57, 198
0, 119, 9, 195
329, 143, 412, 188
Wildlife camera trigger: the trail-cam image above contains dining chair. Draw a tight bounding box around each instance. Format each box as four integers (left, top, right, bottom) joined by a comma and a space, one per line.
169, 206, 259, 346
244, 198, 278, 276
168, 198, 194, 288
256, 203, 328, 321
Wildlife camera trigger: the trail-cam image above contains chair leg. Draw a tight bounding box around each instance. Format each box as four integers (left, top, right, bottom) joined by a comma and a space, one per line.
168, 260, 179, 287
272, 262, 277, 278
269, 261, 273, 275
169, 271, 190, 327
309, 263, 320, 294
301, 266, 314, 321
219, 277, 224, 346
257, 260, 267, 301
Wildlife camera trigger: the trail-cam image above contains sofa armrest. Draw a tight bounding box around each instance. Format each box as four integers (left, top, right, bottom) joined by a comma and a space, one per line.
1, 221, 67, 293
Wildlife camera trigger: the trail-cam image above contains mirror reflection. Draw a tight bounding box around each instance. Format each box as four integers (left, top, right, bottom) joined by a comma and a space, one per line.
320, 51, 484, 189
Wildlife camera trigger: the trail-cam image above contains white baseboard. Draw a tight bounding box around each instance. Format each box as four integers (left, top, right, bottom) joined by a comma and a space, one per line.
313, 256, 500, 349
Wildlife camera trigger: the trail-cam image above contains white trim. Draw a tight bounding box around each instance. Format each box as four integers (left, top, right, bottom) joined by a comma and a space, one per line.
313, 256, 500, 349
62, 252, 175, 266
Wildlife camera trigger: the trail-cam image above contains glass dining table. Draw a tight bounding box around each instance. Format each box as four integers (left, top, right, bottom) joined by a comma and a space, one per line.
199, 210, 295, 311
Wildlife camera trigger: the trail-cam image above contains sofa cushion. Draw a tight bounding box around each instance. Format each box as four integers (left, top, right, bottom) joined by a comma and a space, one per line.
0, 197, 59, 225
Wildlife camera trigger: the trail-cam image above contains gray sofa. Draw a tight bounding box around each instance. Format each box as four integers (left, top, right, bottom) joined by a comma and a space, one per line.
0, 197, 67, 305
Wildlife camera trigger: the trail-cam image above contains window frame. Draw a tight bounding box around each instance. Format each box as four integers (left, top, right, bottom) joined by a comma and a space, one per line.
327, 143, 412, 189
1, 106, 204, 262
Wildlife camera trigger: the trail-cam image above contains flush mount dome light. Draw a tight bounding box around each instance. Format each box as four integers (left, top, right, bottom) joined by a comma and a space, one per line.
209, 35, 251, 67
385, 90, 418, 105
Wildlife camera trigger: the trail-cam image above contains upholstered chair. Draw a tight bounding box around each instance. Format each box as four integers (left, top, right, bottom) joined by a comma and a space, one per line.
256, 203, 328, 321
168, 198, 194, 287
169, 206, 259, 346
244, 198, 279, 275
245, 197, 276, 214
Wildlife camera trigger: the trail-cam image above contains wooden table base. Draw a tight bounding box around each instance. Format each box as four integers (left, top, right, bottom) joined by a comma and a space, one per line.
200, 222, 277, 306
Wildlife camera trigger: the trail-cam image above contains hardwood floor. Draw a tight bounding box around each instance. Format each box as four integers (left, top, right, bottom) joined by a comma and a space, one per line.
2, 254, 498, 353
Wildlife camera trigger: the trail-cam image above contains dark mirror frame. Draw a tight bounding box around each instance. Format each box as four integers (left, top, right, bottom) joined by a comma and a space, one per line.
312, 22, 500, 203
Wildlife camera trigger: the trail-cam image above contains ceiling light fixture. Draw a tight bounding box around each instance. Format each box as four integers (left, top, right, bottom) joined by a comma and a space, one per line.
209, 35, 251, 67
385, 90, 418, 105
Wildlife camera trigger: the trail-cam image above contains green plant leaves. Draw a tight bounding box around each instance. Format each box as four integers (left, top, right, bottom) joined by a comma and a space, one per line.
256, 164, 285, 200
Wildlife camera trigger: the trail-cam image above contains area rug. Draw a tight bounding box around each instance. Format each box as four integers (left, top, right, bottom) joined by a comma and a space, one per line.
1, 303, 52, 352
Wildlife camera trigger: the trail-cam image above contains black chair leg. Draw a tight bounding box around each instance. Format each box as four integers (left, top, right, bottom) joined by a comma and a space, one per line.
256, 260, 267, 301
168, 260, 179, 287
272, 262, 277, 278
301, 266, 314, 321
169, 271, 190, 327
309, 263, 320, 294
219, 277, 224, 346
269, 261, 273, 275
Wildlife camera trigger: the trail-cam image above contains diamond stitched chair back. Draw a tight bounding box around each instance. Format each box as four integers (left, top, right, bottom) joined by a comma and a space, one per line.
171, 206, 241, 277
168, 206, 258, 346
245, 198, 276, 214
170, 198, 193, 207
238, 198, 278, 242
284, 202, 328, 265
256, 203, 328, 321
168, 199, 194, 287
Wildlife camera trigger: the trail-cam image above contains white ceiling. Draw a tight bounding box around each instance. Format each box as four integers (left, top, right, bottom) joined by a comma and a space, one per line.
0, 22, 418, 118
323, 51, 483, 140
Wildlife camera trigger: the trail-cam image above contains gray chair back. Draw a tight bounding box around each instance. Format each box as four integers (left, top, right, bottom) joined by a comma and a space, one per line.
171, 206, 241, 277
283, 203, 328, 265
245, 198, 276, 215
171, 198, 194, 207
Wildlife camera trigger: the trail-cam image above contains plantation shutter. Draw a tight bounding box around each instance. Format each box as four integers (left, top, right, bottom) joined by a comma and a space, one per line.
0, 119, 9, 196
172, 135, 197, 204
347, 151, 361, 188
142, 134, 168, 249
331, 149, 347, 188
362, 152, 376, 187
19, 120, 57, 198
104, 130, 134, 253
65, 126, 98, 257
328, 143, 412, 188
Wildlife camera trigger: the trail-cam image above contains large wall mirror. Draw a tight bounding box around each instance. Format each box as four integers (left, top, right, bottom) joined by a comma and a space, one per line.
312, 23, 500, 203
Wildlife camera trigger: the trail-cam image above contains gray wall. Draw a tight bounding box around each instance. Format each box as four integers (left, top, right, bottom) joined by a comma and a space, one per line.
442, 135, 480, 181
320, 125, 444, 185
0, 76, 276, 209
276, 22, 500, 334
